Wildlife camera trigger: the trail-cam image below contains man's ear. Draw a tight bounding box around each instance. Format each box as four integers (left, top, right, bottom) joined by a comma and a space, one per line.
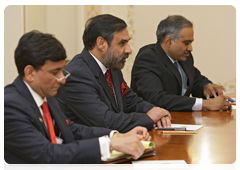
96, 36, 108, 51
23, 65, 36, 82
165, 36, 172, 47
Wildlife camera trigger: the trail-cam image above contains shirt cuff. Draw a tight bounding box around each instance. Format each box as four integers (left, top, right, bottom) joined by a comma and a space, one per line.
99, 130, 119, 161
99, 135, 111, 161
192, 98, 203, 111
110, 130, 118, 137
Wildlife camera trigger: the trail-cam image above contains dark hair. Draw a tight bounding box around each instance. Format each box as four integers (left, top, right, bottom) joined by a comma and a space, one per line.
83, 14, 127, 50
14, 30, 67, 77
156, 15, 193, 44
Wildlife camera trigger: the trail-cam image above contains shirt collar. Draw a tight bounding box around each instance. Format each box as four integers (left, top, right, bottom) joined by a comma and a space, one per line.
167, 54, 176, 64
88, 51, 108, 74
23, 80, 47, 107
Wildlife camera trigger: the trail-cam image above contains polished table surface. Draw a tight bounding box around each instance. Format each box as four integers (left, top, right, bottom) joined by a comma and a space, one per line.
144, 109, 236, 164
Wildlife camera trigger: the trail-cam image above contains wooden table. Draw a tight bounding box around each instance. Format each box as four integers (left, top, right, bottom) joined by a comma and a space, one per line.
144, 109, 236, 164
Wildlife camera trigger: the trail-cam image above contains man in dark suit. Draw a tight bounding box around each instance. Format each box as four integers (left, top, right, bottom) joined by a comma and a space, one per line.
131, 15, 232, 112
4, 30, 151, 164
56, 14, 171, 133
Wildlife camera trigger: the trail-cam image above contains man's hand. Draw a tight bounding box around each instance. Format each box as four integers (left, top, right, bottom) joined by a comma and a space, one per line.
116, 126, 151, 141
204, 83, 226, 99
202, 95, 232, 111
146, 107, 171, 128
110, 127, 147, 160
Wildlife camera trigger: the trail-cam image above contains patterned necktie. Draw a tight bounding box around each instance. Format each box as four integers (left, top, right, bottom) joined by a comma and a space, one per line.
105, 70, 116, 102
41, 102, 57, 144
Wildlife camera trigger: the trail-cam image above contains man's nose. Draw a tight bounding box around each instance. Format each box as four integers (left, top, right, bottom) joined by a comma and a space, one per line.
187, 44, 193, 52
60, 78, 66, 84
125, 43, 132, 54
58, 71, 66, 84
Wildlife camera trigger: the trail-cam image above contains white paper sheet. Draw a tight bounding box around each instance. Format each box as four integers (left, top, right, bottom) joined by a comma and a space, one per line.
132, 160, 188, 169
170, 124, 204, 131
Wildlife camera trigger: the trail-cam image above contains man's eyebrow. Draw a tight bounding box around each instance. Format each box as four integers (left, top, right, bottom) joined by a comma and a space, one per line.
48, 62, 67, 72
119, 37, 131, 43
49, 68, 62, 72
183, 39, 194, 43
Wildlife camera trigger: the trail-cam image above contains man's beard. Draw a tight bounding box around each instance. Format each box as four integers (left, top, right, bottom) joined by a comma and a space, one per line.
102, 48, 129, 70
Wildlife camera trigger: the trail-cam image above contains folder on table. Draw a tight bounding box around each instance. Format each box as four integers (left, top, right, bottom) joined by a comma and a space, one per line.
102, 141, 156, 164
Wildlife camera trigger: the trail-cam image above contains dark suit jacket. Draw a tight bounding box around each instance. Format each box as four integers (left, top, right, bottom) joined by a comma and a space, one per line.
56, 48, 154, 133
4, 76, 112, 164
131, 43, 212, 111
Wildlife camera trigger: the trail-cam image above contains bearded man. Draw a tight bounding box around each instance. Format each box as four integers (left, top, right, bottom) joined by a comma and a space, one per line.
56, 14, 171, 133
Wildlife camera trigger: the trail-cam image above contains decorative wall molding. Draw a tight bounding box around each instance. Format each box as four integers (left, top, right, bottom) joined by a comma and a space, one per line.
84, 5, 102, 24
127, 5, 135, 53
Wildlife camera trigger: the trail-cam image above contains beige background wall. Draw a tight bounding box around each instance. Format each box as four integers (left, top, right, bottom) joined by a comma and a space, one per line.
4, 5, 24, 86
4, 5, 236, 93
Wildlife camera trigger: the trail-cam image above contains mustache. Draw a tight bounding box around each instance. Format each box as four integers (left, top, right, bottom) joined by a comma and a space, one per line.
184, 50, 191, 54
118, 54, 129, 62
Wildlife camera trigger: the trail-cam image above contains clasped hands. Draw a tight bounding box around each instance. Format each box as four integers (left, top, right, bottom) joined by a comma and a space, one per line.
147, 107, 171, 128
203, 83, 232, 110
110, 126, 151, 160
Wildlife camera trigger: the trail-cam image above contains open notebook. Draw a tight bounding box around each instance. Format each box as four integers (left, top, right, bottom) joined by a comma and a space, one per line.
102, 141, 156, 164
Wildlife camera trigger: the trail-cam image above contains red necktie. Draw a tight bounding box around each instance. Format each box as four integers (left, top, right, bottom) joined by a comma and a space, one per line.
105, 70, 116, 102
41, 102, 57, 144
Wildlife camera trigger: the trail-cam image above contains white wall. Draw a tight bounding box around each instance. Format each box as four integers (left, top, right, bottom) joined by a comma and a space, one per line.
107, 5, 236, 92
4, 5, 24, 86
25, 5, 81, 60
46, 5, 79, 60
25, 5, 46, 32
4, 5, 236, 92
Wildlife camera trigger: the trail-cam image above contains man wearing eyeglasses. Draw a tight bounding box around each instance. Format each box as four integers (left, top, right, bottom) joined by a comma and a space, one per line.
4, 30, 151, 163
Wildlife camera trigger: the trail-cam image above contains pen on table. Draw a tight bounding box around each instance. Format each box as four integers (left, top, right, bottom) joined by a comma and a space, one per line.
227, 99, 236, 103
155, 127, 186, 131
161, 131, 197, 134
227, 99, 236, 105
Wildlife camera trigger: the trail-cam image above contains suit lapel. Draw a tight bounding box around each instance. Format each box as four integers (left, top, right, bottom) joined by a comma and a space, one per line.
153, 43, 182, 90
82, 48, 119, 111
99, 73, 119, 111
111, 70, 122, 111
14, 76, 50, 138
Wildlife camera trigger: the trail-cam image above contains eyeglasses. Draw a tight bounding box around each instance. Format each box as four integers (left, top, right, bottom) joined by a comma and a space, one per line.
42, 69, 71, 82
